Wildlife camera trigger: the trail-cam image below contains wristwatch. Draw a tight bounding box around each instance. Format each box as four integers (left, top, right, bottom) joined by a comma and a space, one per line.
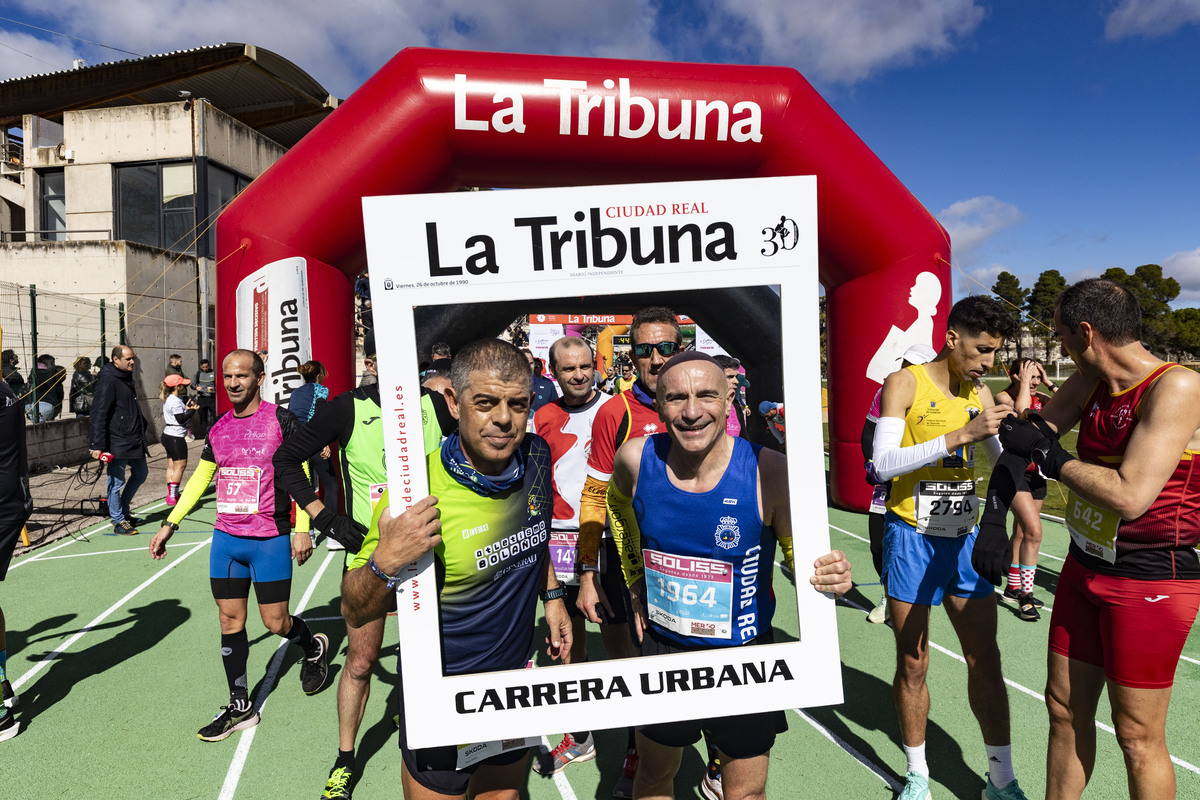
541, 586, 566, 602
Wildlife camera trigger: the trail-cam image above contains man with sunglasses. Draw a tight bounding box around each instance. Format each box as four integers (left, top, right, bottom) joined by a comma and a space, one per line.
577, 306, 710, 797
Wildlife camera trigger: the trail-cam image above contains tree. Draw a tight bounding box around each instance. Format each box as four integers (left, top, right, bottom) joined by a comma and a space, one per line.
1172, 307, 1200, 360
991, 271, 1029, 359
1026, 269, 1067, 362
1100, 265, 1180, 354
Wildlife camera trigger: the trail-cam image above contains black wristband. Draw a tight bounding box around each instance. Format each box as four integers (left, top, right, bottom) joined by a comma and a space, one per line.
541, 586, 565, 603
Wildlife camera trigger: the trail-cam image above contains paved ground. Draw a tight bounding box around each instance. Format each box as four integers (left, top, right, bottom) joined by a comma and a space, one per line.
19, 437, 208, 552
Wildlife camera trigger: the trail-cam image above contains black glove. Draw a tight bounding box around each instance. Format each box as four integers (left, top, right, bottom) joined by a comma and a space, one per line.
998, 414, 1047, 459
313, 508, 367, 553
972, 451, 1026, 586
1000, 413, 1076, 480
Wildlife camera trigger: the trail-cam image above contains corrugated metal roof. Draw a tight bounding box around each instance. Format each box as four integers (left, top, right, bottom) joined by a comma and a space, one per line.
0, 42, 339, 148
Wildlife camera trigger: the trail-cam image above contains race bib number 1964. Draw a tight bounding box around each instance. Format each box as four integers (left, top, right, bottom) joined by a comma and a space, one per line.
643, 549, 733, 639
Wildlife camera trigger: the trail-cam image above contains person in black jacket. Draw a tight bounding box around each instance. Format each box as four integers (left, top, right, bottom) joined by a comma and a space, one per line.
88, 346, 149, 535
69, 356, 95, 417
0, 330, 34, 741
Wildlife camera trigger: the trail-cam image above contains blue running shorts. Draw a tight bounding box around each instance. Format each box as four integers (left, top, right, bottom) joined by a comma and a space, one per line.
882, 511, 992, 606
209, 529, 293, 604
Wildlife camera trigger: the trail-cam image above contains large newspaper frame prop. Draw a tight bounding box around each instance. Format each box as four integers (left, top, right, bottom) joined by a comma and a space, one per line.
364, 176, 840, 748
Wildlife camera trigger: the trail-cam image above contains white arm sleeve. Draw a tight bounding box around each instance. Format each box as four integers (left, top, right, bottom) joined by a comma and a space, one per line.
981, 434, 1003, 466
871, 416, 950, 482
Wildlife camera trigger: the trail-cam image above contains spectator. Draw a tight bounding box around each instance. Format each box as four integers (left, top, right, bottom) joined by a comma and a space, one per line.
88, 345, 150, 535
522, 349, 559, 413
1, 350, 23, 398
614, 361, 636, 394
159, 375, 197, 506
353, 271, 371, 304
713, 354, 750, 438
28, 355, 65, 422
0, 329, 33, 742
165, 354, 184, 378
358, 355, 377, 388
192, 358, 217, 439
289, 361, 337, 503
430, 341, 451, 361
69, 356, 95, 418
358, 300, 375, 360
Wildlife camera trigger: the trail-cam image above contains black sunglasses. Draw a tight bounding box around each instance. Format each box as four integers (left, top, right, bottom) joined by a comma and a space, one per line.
632, 341, 680, 358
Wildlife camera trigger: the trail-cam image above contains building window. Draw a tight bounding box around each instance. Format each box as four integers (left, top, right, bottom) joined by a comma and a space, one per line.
40, 168, 65, 241
115, 161, 195, 254
202, 163, 250, 258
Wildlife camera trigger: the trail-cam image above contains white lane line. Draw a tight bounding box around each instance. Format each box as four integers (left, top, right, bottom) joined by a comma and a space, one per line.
218, 549, 339, 800
19, 532, 214, 562
838, 587, 1200, 776
10, 499, 172, 570
11, 536, 212, 692
538, 735, 580, 800
793, 708, 901, 791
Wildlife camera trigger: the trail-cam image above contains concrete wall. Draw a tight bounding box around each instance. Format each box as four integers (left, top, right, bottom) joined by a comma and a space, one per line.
0, 240, 199, 438
25, 416, 89, 470
200, 103, 286, 175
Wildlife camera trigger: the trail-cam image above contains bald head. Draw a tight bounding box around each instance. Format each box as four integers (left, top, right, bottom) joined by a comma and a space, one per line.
656, 355, 732, 454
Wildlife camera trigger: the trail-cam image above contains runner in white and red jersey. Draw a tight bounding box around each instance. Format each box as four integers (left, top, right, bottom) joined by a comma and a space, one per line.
149, 349, 331, 743
531, 335, 638, 783
996, 278, 1200, 800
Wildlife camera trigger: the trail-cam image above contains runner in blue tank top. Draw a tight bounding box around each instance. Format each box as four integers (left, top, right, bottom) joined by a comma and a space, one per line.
606, 351, 852, 800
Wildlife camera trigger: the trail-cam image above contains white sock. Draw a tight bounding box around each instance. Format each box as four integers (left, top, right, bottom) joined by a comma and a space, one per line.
903, 742, 929, 777
985, 744, 1015, 787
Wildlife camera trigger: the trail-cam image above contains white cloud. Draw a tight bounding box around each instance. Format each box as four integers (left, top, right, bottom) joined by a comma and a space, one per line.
0, 0, 988, 97
1164, 246, 1200, 302
715, 0, 987, 84
1105, 0, 1200, 40
0, 29, 82, 79
936, 195, 1025, 264
956, 262, 1006, 298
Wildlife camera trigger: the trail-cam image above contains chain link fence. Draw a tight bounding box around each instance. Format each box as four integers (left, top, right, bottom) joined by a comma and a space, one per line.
0, 280, 123, 415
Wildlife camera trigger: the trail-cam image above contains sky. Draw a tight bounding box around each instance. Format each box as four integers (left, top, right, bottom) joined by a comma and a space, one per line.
2, 0, 1198, 303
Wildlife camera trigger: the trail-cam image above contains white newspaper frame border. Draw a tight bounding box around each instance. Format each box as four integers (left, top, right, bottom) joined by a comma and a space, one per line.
363, 176, 841, 748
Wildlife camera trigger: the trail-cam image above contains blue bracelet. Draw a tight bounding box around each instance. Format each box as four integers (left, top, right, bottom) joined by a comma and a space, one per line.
368, 555, 403, 590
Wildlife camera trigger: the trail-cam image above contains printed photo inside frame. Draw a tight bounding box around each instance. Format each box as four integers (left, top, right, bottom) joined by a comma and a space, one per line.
363, 176, 841, 749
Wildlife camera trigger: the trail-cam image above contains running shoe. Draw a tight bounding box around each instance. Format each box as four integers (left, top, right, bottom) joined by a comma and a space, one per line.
1002, 587, 1043, 608
899, 771, 932, 799
113, 519, 138, 535
301, 633, 331, 695
612, 747, 638, 798
322, 764, 354, 799
700, 771, 724, 800
982, 773, 1028, 800
1016, 595, 1041, 622
165, 493, 177, 506
867, 595, 889, 624
197, 702, 259, 742
0, 706, 17, 742
2, 679, 18, 709
533, 732, 596, 775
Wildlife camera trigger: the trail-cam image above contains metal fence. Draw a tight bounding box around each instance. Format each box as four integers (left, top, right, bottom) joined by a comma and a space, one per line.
0, 280, 125, 419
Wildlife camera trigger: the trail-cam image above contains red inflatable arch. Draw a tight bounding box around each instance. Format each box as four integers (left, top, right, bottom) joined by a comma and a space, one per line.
216, 48, 950, 512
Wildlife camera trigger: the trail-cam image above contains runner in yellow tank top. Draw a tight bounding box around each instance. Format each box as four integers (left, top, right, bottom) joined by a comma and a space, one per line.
871, 295, 1028, 800
887, 362, 984, 535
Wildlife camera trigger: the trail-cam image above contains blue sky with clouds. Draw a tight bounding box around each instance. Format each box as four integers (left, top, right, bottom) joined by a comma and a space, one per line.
2, 0, 1198, 302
